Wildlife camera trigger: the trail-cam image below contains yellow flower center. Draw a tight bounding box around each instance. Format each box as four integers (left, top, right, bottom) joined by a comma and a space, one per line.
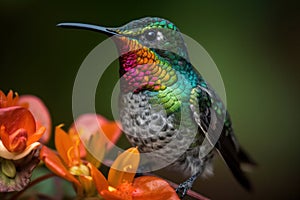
69, 164, 90, 176
108, 186, 117, 192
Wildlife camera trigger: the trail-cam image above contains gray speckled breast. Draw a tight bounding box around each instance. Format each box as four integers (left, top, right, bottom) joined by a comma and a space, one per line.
119, 92, 214, 177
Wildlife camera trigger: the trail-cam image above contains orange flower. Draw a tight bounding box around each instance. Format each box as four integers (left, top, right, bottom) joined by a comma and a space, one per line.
0, 106, 45, 155
41, 127, 178, 199
0, 90, 49, 192
0, 90, 51, 144
40, 125, 108, 197
100, 147, 139, 200
40, 113, 122, 197
100, 147, 179, 200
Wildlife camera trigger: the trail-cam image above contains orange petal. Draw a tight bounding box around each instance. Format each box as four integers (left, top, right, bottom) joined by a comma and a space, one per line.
0, 126, 27, 153
84, 128, 107, 168
0, 106, 36, 135
100, 189, 127, 200
55, 125, 80, 167
27, 126, 46, 146
101, 121, 122, 150
78, 175, 96, 197
88, 162, 108, 193
68, 128, 87, 160
39, 146, 81, 188
0, 90, 6, 108
108, 147, 140, 188
132, 176, 180, 200
18, 95, 52, 144
7, 90, 13, 105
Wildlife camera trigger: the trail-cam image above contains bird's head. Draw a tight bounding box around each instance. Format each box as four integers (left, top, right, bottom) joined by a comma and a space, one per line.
58, 17, 187, 91
58, 17, 188, 60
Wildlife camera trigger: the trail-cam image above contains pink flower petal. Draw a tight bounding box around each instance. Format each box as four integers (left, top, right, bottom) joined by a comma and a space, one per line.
19, 95, 51, 144
72, 114, 122, 151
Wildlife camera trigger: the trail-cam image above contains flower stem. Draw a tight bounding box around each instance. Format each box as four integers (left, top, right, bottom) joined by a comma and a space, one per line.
9, 173, 57, 200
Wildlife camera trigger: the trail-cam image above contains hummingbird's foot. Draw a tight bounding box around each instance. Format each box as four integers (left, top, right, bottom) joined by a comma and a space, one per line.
176, 173, 199, 199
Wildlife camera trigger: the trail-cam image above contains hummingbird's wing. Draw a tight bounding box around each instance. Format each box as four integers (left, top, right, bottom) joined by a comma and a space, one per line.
189, 84, 256, 191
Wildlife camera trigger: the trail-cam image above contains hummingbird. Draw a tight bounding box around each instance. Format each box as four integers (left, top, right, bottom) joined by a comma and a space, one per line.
58, 17, 256, 199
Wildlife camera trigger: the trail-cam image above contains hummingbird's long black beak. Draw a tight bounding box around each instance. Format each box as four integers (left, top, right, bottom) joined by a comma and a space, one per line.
57, 22, 118, 36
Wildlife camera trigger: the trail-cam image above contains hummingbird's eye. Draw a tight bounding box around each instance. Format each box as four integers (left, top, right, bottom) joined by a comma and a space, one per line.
145, 31, 157, 41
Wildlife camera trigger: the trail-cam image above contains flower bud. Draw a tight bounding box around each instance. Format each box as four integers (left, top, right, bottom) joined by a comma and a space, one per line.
1, 159, 16, 178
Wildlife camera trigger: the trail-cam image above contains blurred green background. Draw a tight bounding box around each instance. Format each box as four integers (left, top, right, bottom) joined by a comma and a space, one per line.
1, 0, 299, 199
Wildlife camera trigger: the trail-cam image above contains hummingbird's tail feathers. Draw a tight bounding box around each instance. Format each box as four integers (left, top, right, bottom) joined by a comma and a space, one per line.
238, 147, 257, 172
216, 134, 255, 192
220, 147, 253, 191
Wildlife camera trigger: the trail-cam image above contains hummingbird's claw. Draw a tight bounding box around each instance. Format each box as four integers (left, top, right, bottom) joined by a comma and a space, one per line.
176, 183, 189, 199
176, 173, 199, 199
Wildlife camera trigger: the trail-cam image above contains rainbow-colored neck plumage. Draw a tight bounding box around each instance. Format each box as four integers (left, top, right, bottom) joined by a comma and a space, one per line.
118, 41, 178, 93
